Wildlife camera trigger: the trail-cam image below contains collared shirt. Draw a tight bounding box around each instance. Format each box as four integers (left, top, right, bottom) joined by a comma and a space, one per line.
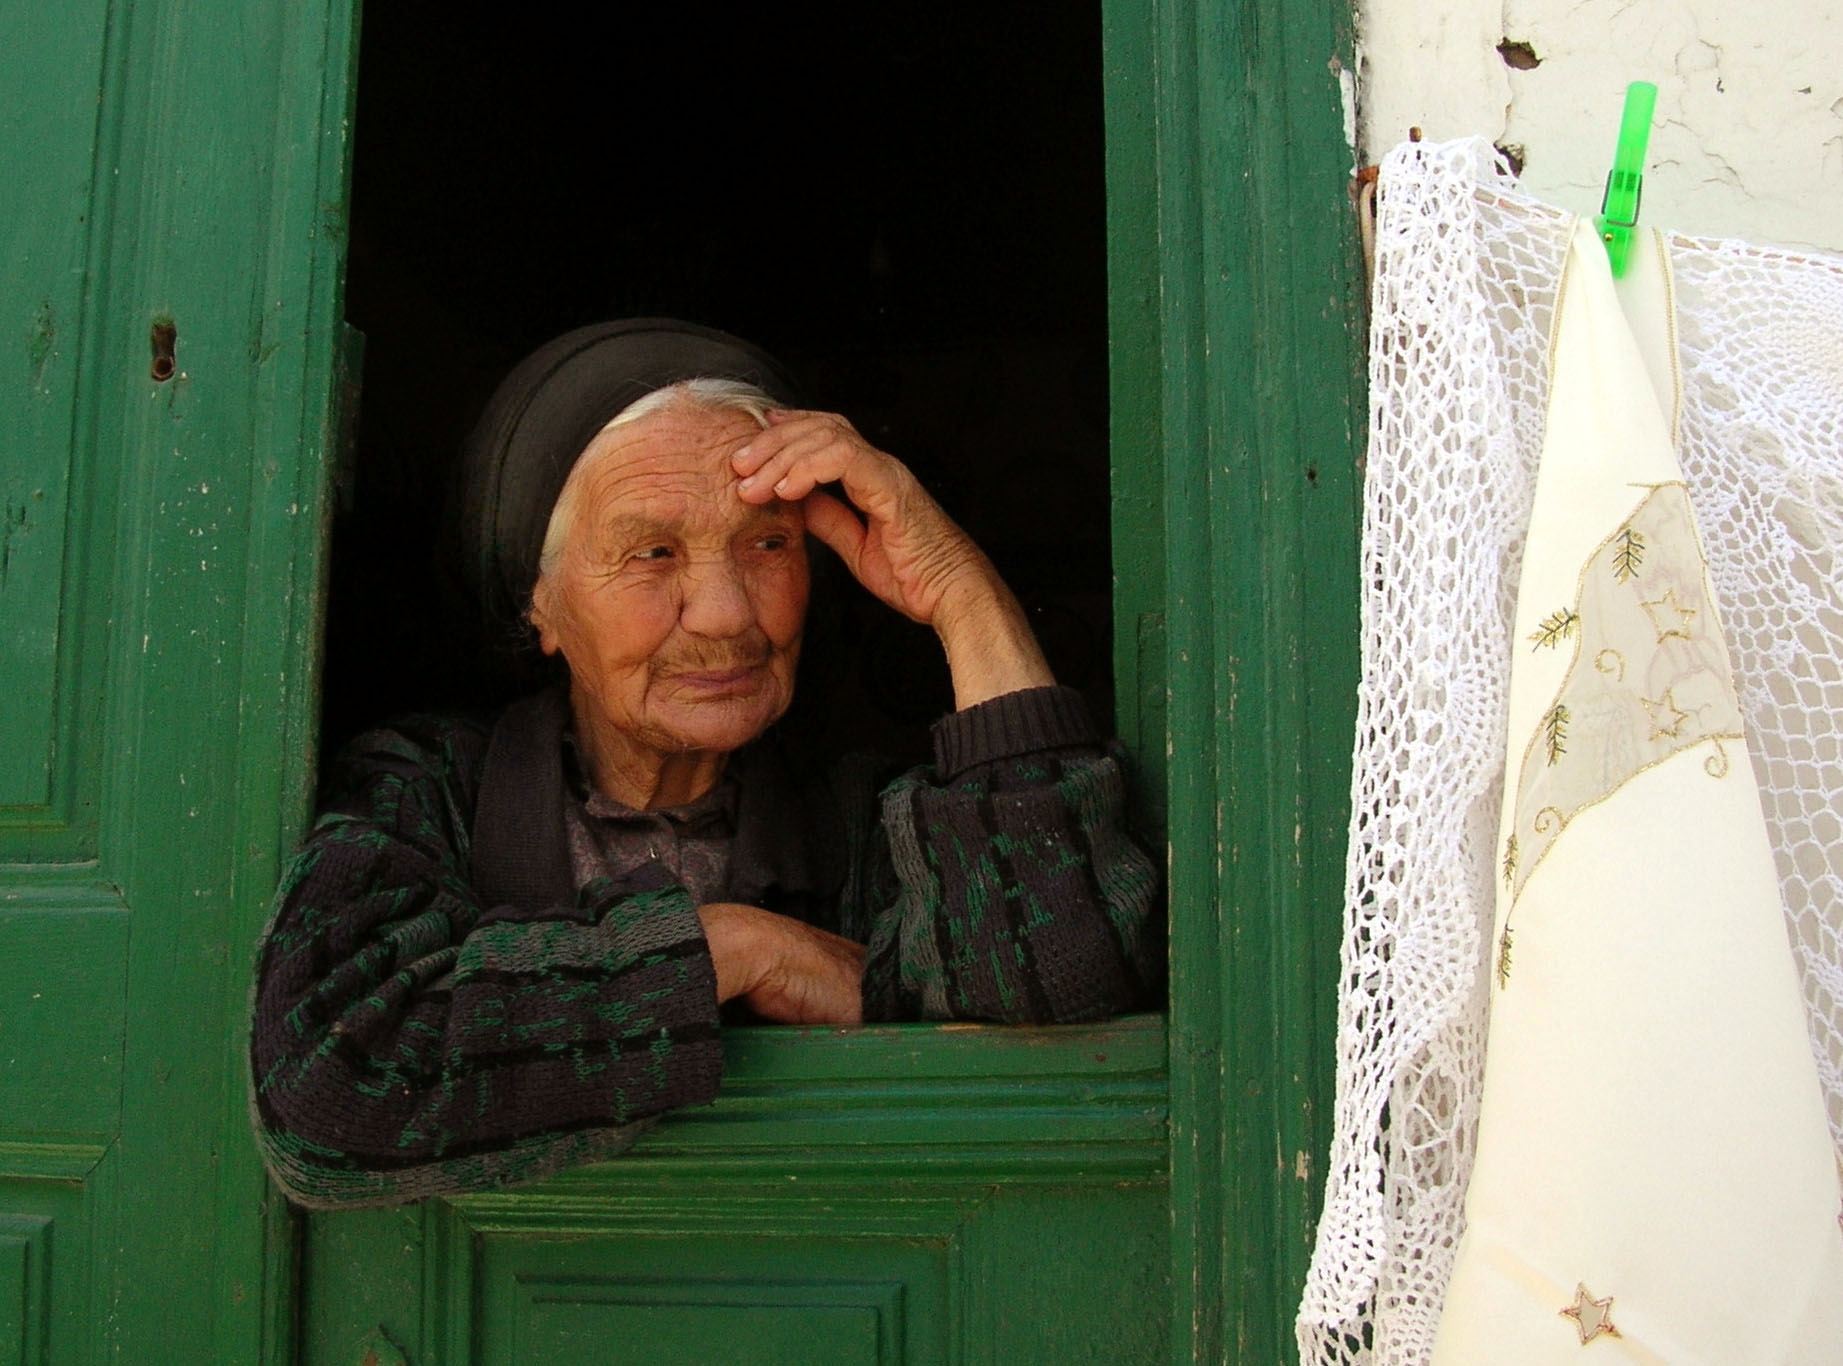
560, 734, 739, 909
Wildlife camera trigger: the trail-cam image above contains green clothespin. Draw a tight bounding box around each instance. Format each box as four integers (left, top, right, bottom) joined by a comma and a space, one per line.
1597, 81, 1658, 277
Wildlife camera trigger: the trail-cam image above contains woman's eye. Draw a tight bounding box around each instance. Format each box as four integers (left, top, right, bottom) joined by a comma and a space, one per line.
630, 545, 674, 563
756, 534, 790, 552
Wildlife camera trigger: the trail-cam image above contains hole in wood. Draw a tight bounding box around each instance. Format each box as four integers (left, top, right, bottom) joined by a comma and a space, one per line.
150, 317, 177, 382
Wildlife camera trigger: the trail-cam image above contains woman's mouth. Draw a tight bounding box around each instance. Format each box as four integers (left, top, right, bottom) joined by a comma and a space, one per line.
670, 665, 764, 695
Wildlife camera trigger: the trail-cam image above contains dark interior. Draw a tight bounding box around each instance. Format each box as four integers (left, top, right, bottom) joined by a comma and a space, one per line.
323, 2, 1112, 766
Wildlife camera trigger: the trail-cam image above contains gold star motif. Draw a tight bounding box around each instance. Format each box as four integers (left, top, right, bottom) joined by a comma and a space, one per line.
1639, 687, 1692, 741
1560, 1282, 1620, 1345
1640, 588, 1697, 641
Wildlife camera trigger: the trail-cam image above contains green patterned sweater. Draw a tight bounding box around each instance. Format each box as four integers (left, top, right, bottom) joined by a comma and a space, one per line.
250, 685, 1161, 1207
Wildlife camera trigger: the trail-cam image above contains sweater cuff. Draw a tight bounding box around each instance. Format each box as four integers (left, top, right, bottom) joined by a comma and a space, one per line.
930, 686, 1100, 779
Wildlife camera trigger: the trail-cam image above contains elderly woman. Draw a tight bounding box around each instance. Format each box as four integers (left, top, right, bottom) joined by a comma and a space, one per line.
250, 321, 1160, 1208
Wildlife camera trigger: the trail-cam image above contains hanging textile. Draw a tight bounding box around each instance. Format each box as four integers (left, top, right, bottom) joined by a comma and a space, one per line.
1298, 138, 1843, 1366
1429, 216, 1843, 1360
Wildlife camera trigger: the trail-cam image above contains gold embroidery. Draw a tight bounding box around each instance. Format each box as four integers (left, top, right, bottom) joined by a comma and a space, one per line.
1505, 486, 1744, 910
1513, 738, 1745, 904
1640, 587, 1697, 641
1529, 607, 1581, 650
1704, 736, 1731, 779
1560, 1283, 1620, 1344
1502, 834, 1518, 886
1496, 926, 1514, 988
1639, 687, 1692, 741
1543, 704, 1570, 764
1612, 526, 1645, 581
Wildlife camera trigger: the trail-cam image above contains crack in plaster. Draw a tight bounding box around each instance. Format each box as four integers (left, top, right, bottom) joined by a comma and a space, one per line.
1498, 0, 1516, 145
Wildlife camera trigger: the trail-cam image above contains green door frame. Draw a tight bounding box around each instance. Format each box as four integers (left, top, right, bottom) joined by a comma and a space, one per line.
23, 0, 1363, 1357
229, 0, 1367, 1359
1105, 0, 1367, 1359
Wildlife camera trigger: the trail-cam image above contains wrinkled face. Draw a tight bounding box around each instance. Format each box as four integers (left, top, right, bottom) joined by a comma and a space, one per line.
529, 404, 808, 771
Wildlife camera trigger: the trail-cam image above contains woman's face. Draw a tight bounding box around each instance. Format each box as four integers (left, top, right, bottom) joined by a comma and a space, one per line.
529, 404, 808, 790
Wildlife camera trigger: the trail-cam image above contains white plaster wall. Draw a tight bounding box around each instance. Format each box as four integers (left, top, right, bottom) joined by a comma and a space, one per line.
1357, 0, 1843, 253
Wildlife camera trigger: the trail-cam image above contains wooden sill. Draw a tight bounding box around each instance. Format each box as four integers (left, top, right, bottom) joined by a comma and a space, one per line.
537, 1014, 1171, 1188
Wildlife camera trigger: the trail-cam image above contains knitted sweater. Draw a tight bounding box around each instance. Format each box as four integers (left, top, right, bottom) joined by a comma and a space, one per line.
250, 685, 1160, 1207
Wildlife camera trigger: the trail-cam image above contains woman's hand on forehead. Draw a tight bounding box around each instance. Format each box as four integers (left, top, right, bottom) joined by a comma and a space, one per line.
730, 408, 1053, 708
728, 409, 986, 626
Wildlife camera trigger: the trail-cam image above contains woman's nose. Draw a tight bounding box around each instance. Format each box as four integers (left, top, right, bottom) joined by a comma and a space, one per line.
678, 556, 755, 638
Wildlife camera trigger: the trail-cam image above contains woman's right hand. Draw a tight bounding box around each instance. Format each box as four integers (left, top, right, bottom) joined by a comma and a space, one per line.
697, 901, 866, 1024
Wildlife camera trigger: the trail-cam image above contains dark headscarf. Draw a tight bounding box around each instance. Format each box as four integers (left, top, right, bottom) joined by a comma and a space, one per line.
456, 318, 801, 647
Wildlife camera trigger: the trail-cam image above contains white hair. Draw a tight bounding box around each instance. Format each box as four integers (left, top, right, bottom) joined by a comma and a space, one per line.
537, 377, 779, 581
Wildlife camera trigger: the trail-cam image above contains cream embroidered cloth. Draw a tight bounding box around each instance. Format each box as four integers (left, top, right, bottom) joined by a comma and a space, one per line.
1298, 139, 1843, 1366
1429, 221, 1843, 1362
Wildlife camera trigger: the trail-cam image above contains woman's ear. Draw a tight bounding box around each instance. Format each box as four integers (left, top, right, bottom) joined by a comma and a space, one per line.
527, 581, 562, 656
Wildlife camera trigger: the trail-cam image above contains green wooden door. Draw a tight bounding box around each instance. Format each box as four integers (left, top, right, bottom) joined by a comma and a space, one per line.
1, 0, 354, 1359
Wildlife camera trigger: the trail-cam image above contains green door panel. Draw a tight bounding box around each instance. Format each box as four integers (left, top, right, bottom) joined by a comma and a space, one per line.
1, 0, 358, 1358
0, 0, 112, 858
485, 1236, 930, 1366
0, 8, 135, 1359
303, 1020, 1171, 1365
0, 1149, 114, 1366
0, 907, 126, 1136
308, 1181, 1170, 1366
0, 1211, 54, 1366
517, 1298, 890, 1366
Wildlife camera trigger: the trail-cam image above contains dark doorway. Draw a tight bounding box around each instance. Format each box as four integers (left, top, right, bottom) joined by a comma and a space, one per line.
323, 2, 1112, 763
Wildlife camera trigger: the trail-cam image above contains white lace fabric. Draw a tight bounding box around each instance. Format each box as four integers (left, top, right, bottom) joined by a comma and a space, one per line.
1296, 138, 1843, 1366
